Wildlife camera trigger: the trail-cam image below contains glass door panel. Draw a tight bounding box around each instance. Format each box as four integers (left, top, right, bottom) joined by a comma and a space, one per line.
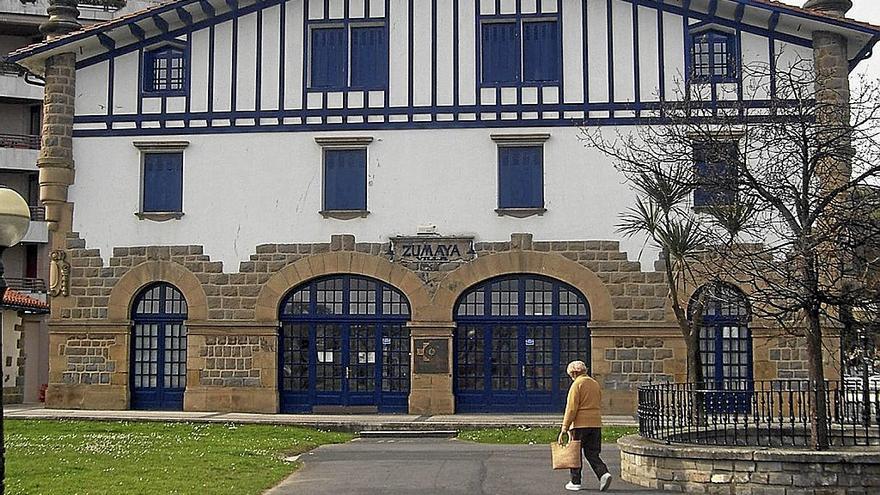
315, 324, 343, 393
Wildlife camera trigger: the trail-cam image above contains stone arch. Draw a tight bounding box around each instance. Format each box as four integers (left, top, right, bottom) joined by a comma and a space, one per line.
108, 261, 209, 321
430, 251, 615, 322
254, 252, 432, 322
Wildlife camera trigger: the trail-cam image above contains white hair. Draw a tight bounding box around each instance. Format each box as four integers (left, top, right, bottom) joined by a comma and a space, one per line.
566, 360, 588, 376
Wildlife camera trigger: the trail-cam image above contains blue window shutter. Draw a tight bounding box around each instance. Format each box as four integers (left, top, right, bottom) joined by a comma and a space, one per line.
311, 27, 346, 89
498, 147, 543, 209
143, 153, 183, 212
522, 20, 559, 83
694, 143, 738, 207
350, 26, 387, 89
481, 22, 519, 84
324, 149, 367, 211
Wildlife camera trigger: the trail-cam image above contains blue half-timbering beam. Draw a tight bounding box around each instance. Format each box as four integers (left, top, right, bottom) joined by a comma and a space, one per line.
152, 14, 170, 33
176, 7, 194, 26
851, 35, 880, 72
97, 33, 115, 50
226, 0, 238, 11
708, 0, 718, 17
199, 0, 215, 17
129, 22, 146, 41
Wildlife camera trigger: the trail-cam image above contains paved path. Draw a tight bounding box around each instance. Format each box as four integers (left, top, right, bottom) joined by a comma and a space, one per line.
266, 438, 665, 495
6, 404, 638, 430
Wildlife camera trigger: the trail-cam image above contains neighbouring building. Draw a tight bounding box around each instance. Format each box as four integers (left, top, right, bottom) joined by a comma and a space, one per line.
4, 0, 878, 414
1, 0, 163, 404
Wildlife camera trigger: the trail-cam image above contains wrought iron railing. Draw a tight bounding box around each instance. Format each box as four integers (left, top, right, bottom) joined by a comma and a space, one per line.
3, 278, 47, 293
0, 61, 24, 76
638, 380, 880, 448
29, 206, 45, 221
0, 133, 40, 150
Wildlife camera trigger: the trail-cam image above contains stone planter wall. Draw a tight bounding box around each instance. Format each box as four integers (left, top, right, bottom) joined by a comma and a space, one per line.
619, 435, 880, 495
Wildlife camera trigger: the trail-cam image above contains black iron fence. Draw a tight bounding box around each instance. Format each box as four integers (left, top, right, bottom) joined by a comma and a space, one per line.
29, 206, 46, 221
638, 380, 880, 447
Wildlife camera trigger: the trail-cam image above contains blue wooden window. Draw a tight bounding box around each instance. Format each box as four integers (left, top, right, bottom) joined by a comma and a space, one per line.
323, 149, 367, 211
143, 46, 186, 94
693, 142, 738, 207
350, 26, 387, 89
498, 146, 543, 209
691, 31, 737, 83
481, 18, 559, 86
522, 20, 559, 83
143, 152, 183, 213
482, 22, 519, 85
311, 27, 347, 89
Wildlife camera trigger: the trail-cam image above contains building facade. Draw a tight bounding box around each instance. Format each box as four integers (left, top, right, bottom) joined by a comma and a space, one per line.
1, 0, 162, 403
7, 0, 878, 414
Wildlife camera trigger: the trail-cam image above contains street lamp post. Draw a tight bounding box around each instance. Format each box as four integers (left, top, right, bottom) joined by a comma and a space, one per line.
0, 187, 32, 495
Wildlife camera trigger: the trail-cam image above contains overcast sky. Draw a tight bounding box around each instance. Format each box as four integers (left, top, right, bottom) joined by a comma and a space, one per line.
779, 0, 880, 80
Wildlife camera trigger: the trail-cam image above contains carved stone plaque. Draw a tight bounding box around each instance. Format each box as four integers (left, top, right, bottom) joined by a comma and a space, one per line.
412, 338, 450, 374
391, 236, 475, 271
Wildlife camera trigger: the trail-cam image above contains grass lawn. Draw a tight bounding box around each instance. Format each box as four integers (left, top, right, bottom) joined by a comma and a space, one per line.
5, 419, 353, 495
458, 426, 638, 445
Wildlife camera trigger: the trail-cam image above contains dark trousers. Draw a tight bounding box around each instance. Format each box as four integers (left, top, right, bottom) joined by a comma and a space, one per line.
569, 427, 609, 484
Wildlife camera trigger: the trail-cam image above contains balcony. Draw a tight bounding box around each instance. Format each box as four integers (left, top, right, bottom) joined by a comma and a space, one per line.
22, 207, 48, 244
0, 133, 39, 172
3, 277, 47, 294
0, 63, 43, 101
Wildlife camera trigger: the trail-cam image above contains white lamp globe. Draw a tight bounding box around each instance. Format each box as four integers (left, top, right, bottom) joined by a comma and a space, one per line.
0, 187, 31, 248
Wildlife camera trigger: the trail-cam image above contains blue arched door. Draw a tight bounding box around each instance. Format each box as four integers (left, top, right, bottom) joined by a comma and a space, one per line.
279, 275, 411, 413
689, 282, 753, 412
130, 283, 188, 410
454, 275, 591, 413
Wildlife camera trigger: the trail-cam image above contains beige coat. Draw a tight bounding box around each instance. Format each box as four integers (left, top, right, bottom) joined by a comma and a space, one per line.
562, 374, 603, 429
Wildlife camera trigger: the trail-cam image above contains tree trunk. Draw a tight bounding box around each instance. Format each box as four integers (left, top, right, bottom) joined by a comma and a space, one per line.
806, 305, 830, 450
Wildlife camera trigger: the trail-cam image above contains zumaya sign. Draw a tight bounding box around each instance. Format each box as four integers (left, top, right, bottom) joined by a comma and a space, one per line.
391, 236, 475, 266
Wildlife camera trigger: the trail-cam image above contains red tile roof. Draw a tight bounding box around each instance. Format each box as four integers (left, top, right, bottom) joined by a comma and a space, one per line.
2, 289, 50, 313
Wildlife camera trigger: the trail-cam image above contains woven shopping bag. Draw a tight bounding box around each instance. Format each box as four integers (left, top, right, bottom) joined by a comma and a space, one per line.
550, 431, 582, 470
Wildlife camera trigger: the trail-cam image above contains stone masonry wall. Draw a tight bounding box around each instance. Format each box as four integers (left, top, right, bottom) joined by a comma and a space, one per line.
770, 336, 810, 380
603, 337, 675, 390
620, 435, 880, 495
198, 336, 271, 387
61, 233, 669, 324
59, 334, 116, 385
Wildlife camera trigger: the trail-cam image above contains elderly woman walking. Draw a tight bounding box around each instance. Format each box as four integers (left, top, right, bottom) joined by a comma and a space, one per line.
560, 360, 612, 492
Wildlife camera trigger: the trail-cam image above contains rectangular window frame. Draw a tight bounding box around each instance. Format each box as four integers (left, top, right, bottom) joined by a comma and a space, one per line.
492, 133, 549, 217
480, 15, 560, 88
689, 30, 738, 84
308, 21, 389, 92
133, 141, 189, 221
316, 136, 373, 219
141, 43, 188, 97
692, 140, 740, 209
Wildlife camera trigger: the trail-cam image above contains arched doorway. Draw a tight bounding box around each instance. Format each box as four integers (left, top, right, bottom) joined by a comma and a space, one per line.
453, 275, 591, 412
278, 275, 411, 413
689, 282, 753, 412
130, 282, 188, 410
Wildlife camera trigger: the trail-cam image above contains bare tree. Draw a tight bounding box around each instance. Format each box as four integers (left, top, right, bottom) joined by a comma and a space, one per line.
583, 58, 880, 450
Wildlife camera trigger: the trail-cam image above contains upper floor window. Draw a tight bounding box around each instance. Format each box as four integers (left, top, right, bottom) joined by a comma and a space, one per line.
316, 136, 373, 218
481, 19, 559, 86
310, 24, 387, 90
690, 30, 737, 83
134, 141, 188, 220
143, 45, 186, 95
693, 141, 738, 208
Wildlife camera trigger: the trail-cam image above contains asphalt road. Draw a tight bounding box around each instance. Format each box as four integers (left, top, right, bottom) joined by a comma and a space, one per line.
266, 438, 668, 495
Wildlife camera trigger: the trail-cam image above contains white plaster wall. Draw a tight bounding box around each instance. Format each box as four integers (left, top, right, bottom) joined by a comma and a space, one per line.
70, 127, 656, 271
74, 61, 110, 116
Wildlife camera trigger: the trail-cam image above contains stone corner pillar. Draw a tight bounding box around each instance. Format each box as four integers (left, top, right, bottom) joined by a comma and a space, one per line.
408, 321, 456, 415
38, 0, 81, 236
